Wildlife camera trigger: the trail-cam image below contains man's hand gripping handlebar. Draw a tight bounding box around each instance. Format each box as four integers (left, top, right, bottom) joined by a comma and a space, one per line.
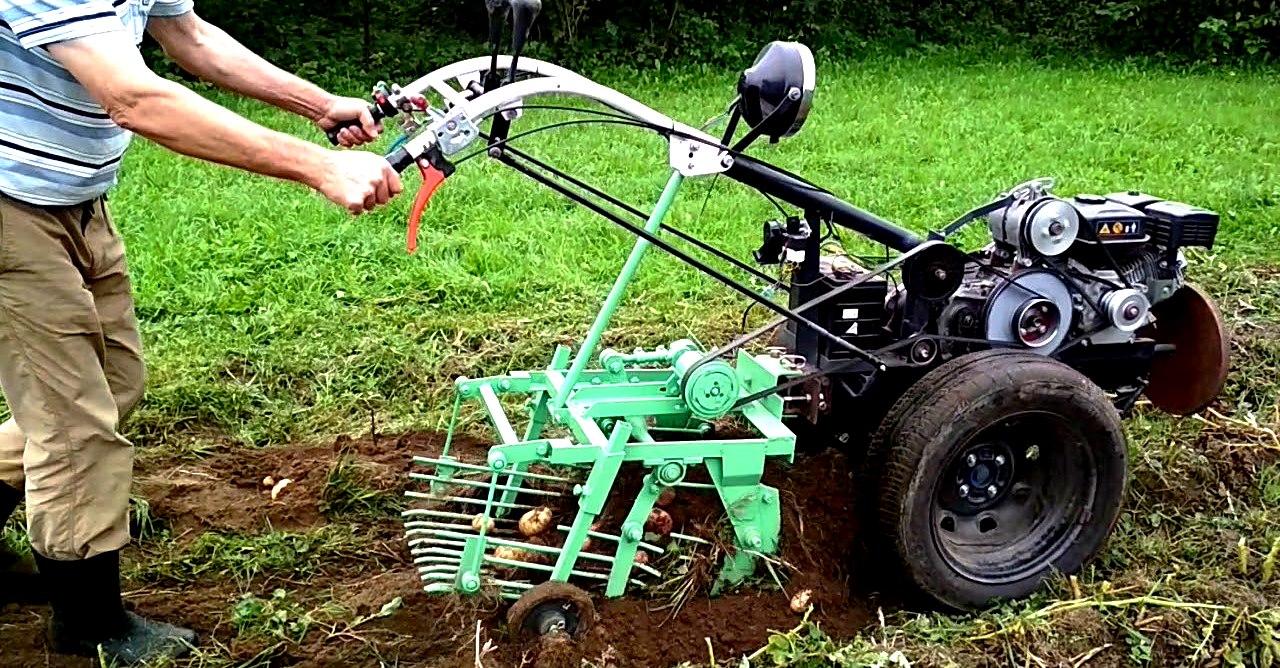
325, 82, 455, 254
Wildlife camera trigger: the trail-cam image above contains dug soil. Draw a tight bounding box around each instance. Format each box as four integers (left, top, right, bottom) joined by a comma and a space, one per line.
0, 428, 883, 668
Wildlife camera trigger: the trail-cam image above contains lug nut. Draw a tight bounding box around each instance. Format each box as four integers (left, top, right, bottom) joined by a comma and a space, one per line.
967, 454, 977, 467
995, 455, 1006, 466
987, 485, 999, 497
959, 484, 971, 496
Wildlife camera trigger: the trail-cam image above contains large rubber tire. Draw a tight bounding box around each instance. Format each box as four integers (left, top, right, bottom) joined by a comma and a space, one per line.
869, 350, 1128, 611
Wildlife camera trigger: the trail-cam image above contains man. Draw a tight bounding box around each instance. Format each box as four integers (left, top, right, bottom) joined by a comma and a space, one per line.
0, 0, 403, 663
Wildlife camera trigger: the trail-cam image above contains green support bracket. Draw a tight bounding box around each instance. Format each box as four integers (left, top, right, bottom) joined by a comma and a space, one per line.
551, 420, 633, 581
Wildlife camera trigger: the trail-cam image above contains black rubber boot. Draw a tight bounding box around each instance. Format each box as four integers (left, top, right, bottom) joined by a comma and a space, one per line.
32, 549, 198, 665
0, 482, 44, 605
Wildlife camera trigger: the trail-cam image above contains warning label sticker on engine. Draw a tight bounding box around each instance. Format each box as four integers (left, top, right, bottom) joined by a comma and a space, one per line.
1095, 219, 1144, 239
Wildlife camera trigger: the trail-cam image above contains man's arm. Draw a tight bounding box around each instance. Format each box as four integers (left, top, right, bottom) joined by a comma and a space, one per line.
44, 30, 402, 214
146, 12, 379, 147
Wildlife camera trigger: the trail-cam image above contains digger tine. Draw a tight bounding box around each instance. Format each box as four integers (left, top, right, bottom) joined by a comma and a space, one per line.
484, 555, 609, 581
669, 531, 711, 545
412, 456, 575, 484
409, 550, 460, 560
402, 509, 516, 523
407, 537, 463, 552
405, 491, 535, 511
404, 520, 514, 533
555, 524, 665, 555
409, 473, 564, 497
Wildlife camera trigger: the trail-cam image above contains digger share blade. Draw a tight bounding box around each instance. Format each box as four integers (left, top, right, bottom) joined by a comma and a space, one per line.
1140, 283, 1231, 416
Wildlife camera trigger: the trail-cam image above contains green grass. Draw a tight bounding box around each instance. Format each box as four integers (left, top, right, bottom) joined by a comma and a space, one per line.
5, 47, 1280, 667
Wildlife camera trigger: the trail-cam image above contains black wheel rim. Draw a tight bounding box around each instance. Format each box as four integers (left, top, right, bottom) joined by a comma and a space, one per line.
929, 409, 1098, 585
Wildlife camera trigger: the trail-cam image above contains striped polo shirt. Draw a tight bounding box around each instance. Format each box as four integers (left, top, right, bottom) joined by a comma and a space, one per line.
0, 0, 193, 207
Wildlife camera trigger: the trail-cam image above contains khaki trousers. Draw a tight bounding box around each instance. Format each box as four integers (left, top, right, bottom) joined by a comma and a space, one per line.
0, 193, 144, 561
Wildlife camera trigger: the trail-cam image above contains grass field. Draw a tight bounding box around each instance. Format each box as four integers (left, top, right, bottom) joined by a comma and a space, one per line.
4, 49, 1280, 667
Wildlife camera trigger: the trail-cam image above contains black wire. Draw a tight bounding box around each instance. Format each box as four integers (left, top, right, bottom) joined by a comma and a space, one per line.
450, 107, 799, 221
453, 117, 655, 165
440, 102, 821, 191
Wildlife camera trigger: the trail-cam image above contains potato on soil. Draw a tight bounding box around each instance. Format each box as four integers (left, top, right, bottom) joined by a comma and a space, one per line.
646, 508, 673, 537
790, 589, 812, 613
472, 514, 495, 533
657, 487, 676, 507
494, 546, 531, 563
519, 506, 554, 536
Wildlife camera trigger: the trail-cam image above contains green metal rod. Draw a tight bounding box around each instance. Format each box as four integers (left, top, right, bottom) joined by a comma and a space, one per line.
552, 171, 686, 408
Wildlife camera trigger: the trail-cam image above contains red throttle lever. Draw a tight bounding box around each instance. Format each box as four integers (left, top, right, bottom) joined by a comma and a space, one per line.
406, 160, 447, 254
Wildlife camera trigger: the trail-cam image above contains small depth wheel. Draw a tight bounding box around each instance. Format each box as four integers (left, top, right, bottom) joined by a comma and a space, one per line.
506, 582, 595, 640
869, 350, 1128, 610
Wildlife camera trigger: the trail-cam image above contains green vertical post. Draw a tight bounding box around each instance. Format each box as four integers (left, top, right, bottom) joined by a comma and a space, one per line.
550, 421, 632, 582
552, 171, 686, 408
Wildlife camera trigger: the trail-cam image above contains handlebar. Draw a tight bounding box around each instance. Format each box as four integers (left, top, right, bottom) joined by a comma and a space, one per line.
326, 95, 404, 146
325, 104, 384, 145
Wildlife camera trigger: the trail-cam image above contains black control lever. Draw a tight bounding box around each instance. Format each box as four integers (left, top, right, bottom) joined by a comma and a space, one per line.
506, 0, 541, 84
484, 0, 511, 90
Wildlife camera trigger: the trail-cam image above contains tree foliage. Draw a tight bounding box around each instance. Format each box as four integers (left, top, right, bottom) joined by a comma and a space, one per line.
175, 0, 1280, 83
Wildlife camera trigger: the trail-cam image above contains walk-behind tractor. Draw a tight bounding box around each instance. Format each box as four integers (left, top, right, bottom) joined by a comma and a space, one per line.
327, 0, 1231, 638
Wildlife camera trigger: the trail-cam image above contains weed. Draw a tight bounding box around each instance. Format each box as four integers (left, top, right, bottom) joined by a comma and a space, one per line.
320, 456, 400, 519
132, 526, 375, 585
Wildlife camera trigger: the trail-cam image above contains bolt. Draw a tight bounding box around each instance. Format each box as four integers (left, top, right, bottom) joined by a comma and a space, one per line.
592, 377, 602, 385
987, 485, 998, 497
748, 532, 763, 548
959, 484, 971, 496
1025, 445, 1040, 461
967, 454, 978, 467
446, 120, 458, 131
995, 455, 1006, 466
762, 492, 773, 505
501, 379, 512, 390
488, 146, 503, 159
489, 454, 507, 471
630, 376, 640, 383
720, 155, 734, 169
460, 572, 480, 593
573, 484, 585, 497
659, 462, 684, 484
837, 433, 850, 444
537, 443, 551, 457
623, 524, 643, 542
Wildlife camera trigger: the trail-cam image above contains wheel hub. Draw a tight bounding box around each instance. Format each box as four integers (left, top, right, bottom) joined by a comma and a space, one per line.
950, 443, 1015, 510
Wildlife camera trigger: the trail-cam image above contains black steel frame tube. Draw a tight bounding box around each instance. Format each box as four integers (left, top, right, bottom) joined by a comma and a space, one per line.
724, 154, 924, 253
